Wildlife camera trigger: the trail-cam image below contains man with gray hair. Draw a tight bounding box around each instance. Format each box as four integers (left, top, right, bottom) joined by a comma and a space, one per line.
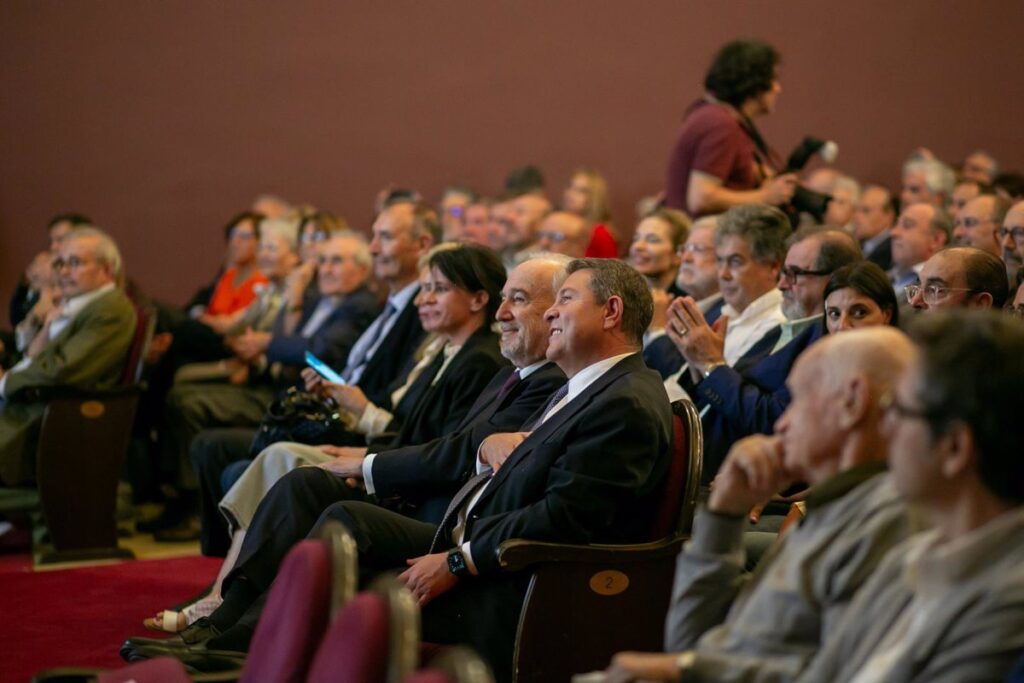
901, 158, 956, 209
0, 227, 137, 486
952, 194, 1010, 258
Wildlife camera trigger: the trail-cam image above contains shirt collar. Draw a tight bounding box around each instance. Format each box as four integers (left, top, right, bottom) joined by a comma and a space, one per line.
565, 352, 634, 403
387, 280, 419, 312
62, 282, 115, 318
781, 313, 823, 335
804, 459, 888, 516
517, 359, 551, 379
861, 229, 891, 254
722, 288, 783, 324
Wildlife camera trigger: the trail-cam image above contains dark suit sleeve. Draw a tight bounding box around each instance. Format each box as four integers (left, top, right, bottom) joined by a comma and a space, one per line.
371, 368, 566, 497
467, 388, 670, 575
266, 289, 380, 369
696, 364, 791, 435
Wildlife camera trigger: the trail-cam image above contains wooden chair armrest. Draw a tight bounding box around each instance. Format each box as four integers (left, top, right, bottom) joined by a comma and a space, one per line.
496, 535, 686, 572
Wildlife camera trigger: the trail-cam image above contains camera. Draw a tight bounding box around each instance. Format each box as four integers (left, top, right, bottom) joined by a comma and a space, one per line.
782, 136, 839, 224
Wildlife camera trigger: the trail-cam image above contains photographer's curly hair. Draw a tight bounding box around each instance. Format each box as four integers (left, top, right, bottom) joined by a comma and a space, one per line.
704, 40, 780, 109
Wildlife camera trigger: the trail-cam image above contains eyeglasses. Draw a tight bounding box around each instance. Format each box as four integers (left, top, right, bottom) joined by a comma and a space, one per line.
51, 256, 93, 270
680, 243, 714, 255
300, 230, 329, 244
780, 265, 832, 284
904, 283, 973, 305
998, 227, 1024, 242
537, 231, 567, 243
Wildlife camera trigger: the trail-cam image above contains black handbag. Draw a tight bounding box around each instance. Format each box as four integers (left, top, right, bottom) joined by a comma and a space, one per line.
249, 387, 350, 456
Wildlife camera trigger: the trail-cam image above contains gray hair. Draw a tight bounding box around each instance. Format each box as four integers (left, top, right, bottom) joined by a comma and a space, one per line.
66, 226, 123, 280
903, 159, 956, 198
928, 206, 955, 243
260, 217, 300, 253
833, 175, 862, 204
331, 229, 373, 269
565, 258, 653, 347
715, 204, 790, 265
522, 251, 572, 291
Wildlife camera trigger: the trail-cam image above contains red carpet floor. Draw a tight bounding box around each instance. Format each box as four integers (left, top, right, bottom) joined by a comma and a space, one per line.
0, 554, 220, 683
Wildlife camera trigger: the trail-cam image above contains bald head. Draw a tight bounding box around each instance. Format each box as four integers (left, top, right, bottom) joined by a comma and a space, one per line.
535, 211, 590, 258
497, 255, 571, 367
911, 247, 1008, 312
776, 326, 916, 484
953, 195, 1007, 257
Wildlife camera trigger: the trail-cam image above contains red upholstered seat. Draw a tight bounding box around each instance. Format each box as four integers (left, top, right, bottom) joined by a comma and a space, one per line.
238, 539, 333, 683
306, 592, 391, 683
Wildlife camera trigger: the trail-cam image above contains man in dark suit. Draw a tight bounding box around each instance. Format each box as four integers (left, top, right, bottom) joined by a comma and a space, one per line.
124, 258, 672, 683
853, 185, 896, 272
0, 227, 137, 486
188, 202, 437, 552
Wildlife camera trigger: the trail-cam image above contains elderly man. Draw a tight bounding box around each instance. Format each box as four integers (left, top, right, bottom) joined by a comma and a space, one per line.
126, 259, 671, 683
952, 194, 1010, 258
797, 311, 1024, 682
948, 178, 990, 221
905, 247, 1008, 313
603, 327, 922, 683
0, 228, 136, 486
534, 211, 590, 258
901, 158, 955, 209
187, 202, 437, 553
665, 223, 861, 478
998, 200, 1024, 278
888, 203, 952, 290
853, 185, 897, 271
961, 149, 999, 184
501, 193, 552, 267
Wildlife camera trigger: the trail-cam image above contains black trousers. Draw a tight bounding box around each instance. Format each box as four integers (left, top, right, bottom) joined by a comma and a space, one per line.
219, 466, 524, 682
190, 428, 257, 557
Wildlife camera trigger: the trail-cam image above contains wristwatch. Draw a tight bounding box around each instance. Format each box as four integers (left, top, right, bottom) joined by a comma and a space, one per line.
702, 361, 727, 379
447, 548, 470, 577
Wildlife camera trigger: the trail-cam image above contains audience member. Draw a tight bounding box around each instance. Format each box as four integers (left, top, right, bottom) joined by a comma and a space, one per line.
533, 211, 590, 259
603, 327, 922, 683
187, 201, 437, 554
901, 157, 956, 209
458, 199, 493, 248
123, 259, 672, 683
960, 149, 999, 184
852, 185, 897, 271
797, 310, 1024, 683
998, 200, 1024, 277
804, 169, 859, 230
823, 261, 900, 333
888, 203, 952, 290
630, 208, 691, 293
250, 194, 292, 219
905, 247, 1008, 312
994, 171, 1024, 203
948, 178, 991, 221
0, 228, 137, 486
439, 185, 477, 242
195, 212, 267, 321
561, 168, 619, 258
664, 40, 796, 216
952, 194, 1010, 257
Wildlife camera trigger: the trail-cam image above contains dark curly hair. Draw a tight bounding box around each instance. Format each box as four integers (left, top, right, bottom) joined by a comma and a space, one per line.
704, 40, 780, 108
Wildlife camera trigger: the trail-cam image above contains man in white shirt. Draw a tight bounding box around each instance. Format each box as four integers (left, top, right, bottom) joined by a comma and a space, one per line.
0, 228, 136, 486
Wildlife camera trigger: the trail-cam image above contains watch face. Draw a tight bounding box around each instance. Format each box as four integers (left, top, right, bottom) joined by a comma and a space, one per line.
447, 549, 467, 576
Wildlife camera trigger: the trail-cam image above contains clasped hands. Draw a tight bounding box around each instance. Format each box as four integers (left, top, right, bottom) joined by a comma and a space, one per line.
664, 296, 729, 379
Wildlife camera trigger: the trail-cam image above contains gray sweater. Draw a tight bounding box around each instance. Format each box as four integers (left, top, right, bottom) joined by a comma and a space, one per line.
797, 506, 1024, 683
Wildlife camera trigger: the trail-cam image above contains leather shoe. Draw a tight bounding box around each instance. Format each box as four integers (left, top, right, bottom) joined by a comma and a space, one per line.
122, 643, 246, 674
120, 617, 220, 661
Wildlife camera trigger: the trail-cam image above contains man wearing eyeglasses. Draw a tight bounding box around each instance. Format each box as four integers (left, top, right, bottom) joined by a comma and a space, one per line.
952, 195, 1010, 258
998, 201, 1024, 279
0, 227, 136, 486
905, 247, 1008, 313
533, 211, 590, 259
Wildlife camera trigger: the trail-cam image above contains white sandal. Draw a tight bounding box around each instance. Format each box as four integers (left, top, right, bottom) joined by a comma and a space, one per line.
143, 596, 221, 633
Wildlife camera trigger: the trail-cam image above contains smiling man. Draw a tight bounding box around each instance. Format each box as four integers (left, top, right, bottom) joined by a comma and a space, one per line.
0, 227, 137, 486
125, 259, 671, 683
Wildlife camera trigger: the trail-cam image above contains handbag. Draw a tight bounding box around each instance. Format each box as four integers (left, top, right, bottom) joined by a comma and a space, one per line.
249, 387, 351, 456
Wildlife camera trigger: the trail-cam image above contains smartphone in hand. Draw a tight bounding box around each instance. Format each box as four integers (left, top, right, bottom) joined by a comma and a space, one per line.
305, 351, 345, 384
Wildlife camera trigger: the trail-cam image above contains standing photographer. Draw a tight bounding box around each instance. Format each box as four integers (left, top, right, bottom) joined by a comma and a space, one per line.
665, 40, 798, 217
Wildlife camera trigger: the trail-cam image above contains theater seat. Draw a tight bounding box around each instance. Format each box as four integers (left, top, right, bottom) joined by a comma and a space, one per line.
405, 646, 495, 683
0, 305, 155, 565
496, 399, 703, 683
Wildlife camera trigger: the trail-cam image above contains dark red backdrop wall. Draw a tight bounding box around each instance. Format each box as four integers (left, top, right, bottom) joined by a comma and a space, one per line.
2, 1, 1022, 323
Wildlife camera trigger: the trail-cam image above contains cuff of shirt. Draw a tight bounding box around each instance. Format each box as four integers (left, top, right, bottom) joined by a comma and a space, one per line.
460, 541, 479, 575
357, 403, 393, 439
0, 372, 8, 400
362, 453, 378, 495
691, 507, 747, 556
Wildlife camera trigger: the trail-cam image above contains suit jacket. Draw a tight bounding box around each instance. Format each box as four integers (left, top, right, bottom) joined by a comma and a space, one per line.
0, 287, 136, 485
356, 289, 427, 410
265, 284, 381, 372
695, 323, 826, 482
371, 362, 567, 504
371, 325, 509, 453
462, 352, 672, 574
864, 234, 893, 272
643, 296, 727, 379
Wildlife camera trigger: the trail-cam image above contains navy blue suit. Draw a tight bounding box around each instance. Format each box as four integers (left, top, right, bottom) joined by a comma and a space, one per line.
643, 297, 726, 379
695, 323, 827, 482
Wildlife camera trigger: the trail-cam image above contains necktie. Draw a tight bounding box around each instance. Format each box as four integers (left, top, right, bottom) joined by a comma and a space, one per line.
429, 471, 493, 553
524, 383, 569, 431
343, 302, 395, 380
495, 370, 522, 402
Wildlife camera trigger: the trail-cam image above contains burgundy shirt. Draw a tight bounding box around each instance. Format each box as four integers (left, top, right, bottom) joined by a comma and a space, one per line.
664, 100, 760, 215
